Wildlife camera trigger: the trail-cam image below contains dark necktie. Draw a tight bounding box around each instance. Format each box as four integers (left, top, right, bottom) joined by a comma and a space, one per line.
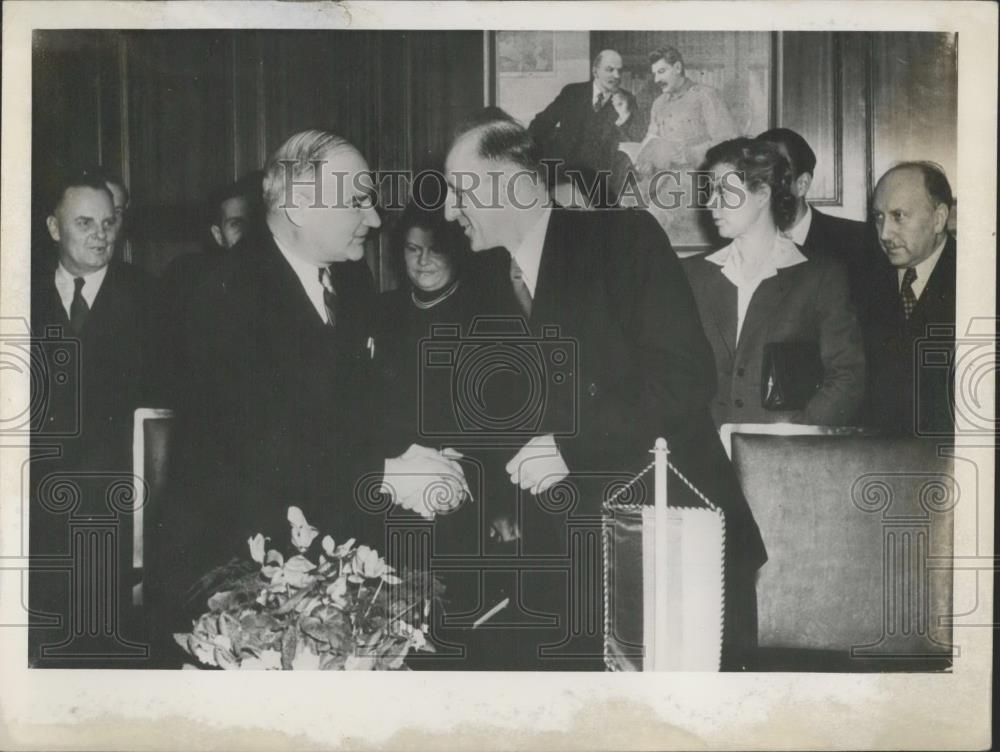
70, 276, 89, 333
593, 92, 605, 112
900, 266, 918, 319
318, 266, 338, 329
509, 256, 533, 319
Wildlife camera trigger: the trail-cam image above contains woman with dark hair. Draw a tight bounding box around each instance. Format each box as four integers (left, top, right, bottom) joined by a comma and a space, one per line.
376, 202, 478, 450
684, 137, 865, 428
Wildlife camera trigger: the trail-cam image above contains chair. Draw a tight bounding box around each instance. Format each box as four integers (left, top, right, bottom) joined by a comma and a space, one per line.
131, 408, 175, 607
720, 423, 955, 670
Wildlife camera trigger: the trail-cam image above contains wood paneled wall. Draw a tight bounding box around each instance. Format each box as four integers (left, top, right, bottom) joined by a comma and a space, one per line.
32, 30, 957, 277
32, 30, 485, 282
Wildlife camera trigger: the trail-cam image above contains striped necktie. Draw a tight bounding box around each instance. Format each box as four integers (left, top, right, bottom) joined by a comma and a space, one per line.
509, 256, 533, 319
900, 266, 918, 319
318, 266, 338, 328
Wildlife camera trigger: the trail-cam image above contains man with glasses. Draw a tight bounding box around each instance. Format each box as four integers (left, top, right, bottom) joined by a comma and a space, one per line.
153, 130, 470, 664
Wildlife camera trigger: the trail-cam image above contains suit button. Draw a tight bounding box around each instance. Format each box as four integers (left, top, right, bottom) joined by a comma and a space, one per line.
735, 398, 745, 408
587, 383, 598, 397
736, 367, 746, 377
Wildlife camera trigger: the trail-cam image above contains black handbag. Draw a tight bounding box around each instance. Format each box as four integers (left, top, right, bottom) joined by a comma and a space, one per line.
760, 341, 823, 411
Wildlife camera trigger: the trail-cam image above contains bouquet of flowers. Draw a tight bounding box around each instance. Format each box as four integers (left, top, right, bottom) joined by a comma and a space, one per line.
174, 506, 443, 670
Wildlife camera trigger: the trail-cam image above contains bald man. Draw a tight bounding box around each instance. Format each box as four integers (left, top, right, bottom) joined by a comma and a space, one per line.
529, 49, 645, 206
864, 162, 956, 435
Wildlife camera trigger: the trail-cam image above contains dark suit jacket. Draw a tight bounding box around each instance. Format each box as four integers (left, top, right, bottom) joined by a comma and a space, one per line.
685, 250, 866, 428
476, 207, 767, 570
153, 234, 386, 617
29, 259, 162, 665
862, 235, 956, 436
529, 81, 645, 175
803, 207, 879, 309
31, 259, 163, 475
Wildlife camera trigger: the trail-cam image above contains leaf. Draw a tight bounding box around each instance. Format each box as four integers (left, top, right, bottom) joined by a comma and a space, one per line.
381, 573, 402, 585
300, 616, 327, 643
320, 652, 347, 671
215, 646, 240, 670
208, 590, 237, 613
275, 586, 314, 615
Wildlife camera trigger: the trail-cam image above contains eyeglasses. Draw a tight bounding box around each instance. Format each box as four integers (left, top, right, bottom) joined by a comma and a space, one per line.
351, 193, 377, 211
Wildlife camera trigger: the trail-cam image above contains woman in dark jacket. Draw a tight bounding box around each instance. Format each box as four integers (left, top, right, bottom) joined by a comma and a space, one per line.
685, 137, 865, 429
376, 202, 480, 452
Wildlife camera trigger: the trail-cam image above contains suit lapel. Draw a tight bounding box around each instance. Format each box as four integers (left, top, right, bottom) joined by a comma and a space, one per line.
702, 268, 738, 356
737, 267, 797, 349
911, 236, 956, 323
532, 207, 572, 324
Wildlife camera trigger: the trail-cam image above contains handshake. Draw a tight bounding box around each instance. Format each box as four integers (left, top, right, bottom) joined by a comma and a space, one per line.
380, 435, 571, 520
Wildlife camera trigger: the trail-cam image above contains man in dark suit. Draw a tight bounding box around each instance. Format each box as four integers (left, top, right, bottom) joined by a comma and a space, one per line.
152, 130, 469, 662
29, 170, 161, 666
758, 128, 876, 306
864, 162, 956, 436
443, 113, 766, 670
529, 49, 645, 206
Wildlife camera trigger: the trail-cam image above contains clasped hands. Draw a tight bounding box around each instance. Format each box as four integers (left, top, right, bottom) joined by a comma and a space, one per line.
382, 434, 569, 520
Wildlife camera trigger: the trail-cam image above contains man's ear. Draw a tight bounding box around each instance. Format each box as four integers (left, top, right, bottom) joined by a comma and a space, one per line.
933, 202, 950, 235
283, 186, 312, 227
46, 215, 60, 243
795, 172, 813, 199
210, 224, 224, 248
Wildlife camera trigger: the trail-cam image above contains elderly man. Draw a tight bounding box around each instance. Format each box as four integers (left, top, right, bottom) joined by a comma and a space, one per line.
529, 49, 645, 205
443, 112, 765, 670
635, 46, 737, 175
864, 162, 956, 436
30, 169, 158, 666
154, 130, 469, 661
758, 128, 874, 305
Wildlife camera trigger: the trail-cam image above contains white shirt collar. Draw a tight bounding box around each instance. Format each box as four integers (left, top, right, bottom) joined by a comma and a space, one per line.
592, 80, 612, 107
787, 204, 813, 246
54, 262, 109, 318
509, 206, 552, 298
898, 235, 948, 300
706, 234, 808, 341
706, 233, 808, 281
273, 233, 330, 324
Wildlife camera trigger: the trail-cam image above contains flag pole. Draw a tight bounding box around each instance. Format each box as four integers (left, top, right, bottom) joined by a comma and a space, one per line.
653, 437, 669, 671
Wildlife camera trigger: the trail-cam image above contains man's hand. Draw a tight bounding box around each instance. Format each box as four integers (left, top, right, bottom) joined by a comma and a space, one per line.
611, 92, 632, 125
382, 445, 470, 519
505, 434, 569, 495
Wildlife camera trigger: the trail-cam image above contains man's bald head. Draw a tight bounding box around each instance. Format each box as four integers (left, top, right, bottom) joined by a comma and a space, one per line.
873, 162, 952, 268
591, 49, 624, 94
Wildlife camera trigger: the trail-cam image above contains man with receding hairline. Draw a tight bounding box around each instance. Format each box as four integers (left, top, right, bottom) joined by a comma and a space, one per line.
529, 49, 645, 204
30, 168, 159, 666
864, 161, 956, 435
154, 130, 471, 664
443, 112, 766, 670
